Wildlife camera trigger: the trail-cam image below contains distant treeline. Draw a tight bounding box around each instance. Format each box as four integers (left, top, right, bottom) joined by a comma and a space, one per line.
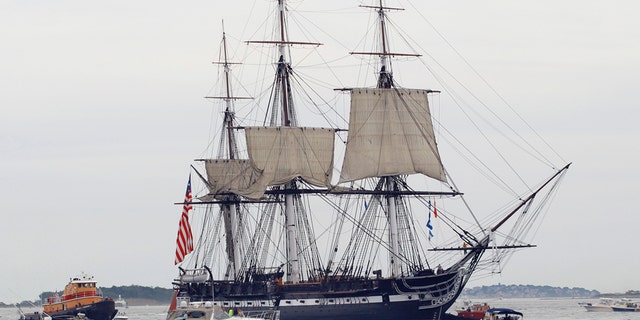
101, 285, 173, 303
1, 285, 173, 308
601, 290, 640, 298
464, 284, 600, 298
4, 285, 637, 307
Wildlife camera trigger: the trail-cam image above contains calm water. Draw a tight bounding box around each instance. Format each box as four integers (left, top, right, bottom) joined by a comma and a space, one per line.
453, 298, 640, 320
2, 298, 640, 320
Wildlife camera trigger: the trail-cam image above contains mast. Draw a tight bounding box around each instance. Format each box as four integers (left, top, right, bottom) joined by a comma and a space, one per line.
243, 0, 325, 285
346, 1, 431, 277
376, 1, 401, 277
352, 1, 419, 89
206, 27, 253, 157
245, 0, 320, 129
386, 177, 401, 276
376, 0, 392, 88
204, 27, 252, 280
222, 30, 236, 159
278, 0, 300, 284
245, 0, 300, 284
277, 0, 292, 127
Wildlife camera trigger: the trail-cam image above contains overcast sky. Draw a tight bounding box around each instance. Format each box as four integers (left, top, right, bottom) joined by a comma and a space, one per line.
1, 0, 639, 304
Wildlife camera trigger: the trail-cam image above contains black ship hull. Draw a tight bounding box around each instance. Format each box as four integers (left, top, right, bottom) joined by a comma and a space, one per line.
22, 299, 117, 320
172, 267, 471, 320
277, 299, 456, 320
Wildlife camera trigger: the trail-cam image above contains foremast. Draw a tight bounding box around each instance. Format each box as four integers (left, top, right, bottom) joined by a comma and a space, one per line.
375, 2, 400, 277
373, 0, 393, 88
349, 1, 431, 278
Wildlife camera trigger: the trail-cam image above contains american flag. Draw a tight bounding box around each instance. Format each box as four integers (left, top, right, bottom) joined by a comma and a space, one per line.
174, 175, 194, 265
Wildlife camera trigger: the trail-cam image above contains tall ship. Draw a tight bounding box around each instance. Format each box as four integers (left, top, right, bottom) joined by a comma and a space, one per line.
21, 274, 117, 320
167, 1, 570, 320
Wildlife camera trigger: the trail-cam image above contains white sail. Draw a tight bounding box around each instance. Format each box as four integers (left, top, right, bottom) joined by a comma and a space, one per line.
239, 126, 335, 199
339, 88, 446, 183
203, 159, 259, 196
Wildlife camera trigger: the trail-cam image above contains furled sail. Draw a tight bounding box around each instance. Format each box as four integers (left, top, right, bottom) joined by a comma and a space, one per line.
236, 126, 335, 199
339, 88, 446, 183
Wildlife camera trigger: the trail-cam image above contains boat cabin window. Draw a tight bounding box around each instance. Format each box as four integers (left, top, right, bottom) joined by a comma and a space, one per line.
187, 311, 205, 318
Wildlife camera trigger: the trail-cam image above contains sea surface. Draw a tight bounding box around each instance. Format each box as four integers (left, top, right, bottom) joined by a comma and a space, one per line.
2, 298, 640, 320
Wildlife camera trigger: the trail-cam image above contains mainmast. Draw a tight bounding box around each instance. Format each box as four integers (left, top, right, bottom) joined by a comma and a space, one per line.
277, 0, 292, 126
246, 0, 321, 126
277, 0, 299, 285
246, 0, 321, 284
